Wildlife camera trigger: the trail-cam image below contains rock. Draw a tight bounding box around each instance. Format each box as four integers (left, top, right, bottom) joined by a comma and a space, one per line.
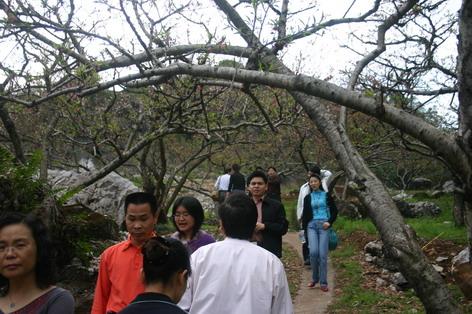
391, 272, 410, 290
364, 240, 383, 257
48, 166, 139, 223
452, 248, 472, 300
398, 201, 441, 218
376, 277, 387, 288
394, 200, 410, 214
392, 192, 412, 201
430, 190, 444, 198
336, 197, 368, 218
407, 177, 433, 190
442, 180, 455, 193
364, 240, 399, 272
365, 253, 374, 263
435, 256, 448, 263
432, 264, 444, 273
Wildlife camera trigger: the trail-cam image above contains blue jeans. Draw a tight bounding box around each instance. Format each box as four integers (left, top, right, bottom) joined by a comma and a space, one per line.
307, 219, 329, 285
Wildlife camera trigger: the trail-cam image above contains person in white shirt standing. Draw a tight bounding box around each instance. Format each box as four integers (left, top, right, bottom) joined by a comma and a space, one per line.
296, 165, 332, 265
178, 192, 293, 314
214, 167, 231, 204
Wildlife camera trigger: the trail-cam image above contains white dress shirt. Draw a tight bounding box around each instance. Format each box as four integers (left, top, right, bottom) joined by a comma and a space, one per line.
214, 173, 231, 191
296, 169, 332, 220
178, 238, 293, 314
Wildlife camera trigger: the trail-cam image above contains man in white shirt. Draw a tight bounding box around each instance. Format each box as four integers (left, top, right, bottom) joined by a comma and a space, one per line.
178, 192, 293, 314
214, 167, 231, 204
296, 165, 332, 265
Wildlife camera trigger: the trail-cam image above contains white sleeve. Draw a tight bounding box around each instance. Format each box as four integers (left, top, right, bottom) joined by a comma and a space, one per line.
296, 185, 305, 221
177, 257, 196, 311
271, 264, 294, 314
214, 176, 221, 189
321, 169, 332, 192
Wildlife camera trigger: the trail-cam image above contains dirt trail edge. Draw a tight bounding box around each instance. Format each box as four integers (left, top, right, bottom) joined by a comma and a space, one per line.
283, 232, 335, 314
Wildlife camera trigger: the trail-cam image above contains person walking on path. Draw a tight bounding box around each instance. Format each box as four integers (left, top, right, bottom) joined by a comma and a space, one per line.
178, 192, 293, 314
227, 164, 245, 195
214, 167, 231, 204
297, 165, 332, 265
247, 170, 289, 258
266, 166, 282, 202
170, 196, 215, 255
92, 192, 159, 314
301, 174, 337, 291
118, 237, 191, 314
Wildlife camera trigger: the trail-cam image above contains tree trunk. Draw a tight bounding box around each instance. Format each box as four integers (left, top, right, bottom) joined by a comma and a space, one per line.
291, 91, 460, 314
0, 102, 26, 164
453, 191, 465, 227
458, 0, 472, 265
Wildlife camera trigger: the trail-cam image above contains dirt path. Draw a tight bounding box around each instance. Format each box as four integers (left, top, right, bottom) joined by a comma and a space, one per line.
283, 232, 335, 314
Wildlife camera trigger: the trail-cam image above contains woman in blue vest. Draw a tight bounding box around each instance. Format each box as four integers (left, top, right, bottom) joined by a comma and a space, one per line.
301, 173, 338, 291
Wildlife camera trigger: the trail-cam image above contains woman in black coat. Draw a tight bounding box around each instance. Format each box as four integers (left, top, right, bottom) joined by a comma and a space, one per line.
301, 174, 337, 292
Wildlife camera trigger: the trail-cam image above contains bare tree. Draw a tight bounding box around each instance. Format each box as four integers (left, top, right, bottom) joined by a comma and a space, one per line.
0, 0, 468, 312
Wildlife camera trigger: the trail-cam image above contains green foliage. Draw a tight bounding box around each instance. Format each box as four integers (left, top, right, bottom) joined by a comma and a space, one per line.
282, 198, 299, 231
0, 147, 44, 212
335, 216, 378, 236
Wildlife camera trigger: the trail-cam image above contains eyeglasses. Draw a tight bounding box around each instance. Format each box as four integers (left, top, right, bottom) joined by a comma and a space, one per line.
173, 212, 190, 218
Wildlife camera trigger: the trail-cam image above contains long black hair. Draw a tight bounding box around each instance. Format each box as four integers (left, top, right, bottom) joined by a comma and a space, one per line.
0, 212, 56, 295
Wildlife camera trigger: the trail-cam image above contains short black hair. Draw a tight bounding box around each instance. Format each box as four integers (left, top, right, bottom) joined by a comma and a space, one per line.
218, 192, 257, 240
231, 164, 240, 172
142, 237, 191, 285
0, 212, 56, 295
246, 170, 268, 186
267, 166, 277, 172
171, 196, 204, 238
125, 192, 158, 215
309, 165, 321, 175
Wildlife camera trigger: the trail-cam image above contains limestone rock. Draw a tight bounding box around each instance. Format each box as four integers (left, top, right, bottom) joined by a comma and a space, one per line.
391, 272, 410, 290
397, 201, 441, 218
392, 192, 412, 201
48, 167, 139, 223
442, 180, 455, 193
407, 177, 433, 190
364, 240, 383, 257
452, 247, 472, 300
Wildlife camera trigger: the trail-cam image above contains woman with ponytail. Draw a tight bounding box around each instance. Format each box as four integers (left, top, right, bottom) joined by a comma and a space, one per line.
118, 237, 191, 314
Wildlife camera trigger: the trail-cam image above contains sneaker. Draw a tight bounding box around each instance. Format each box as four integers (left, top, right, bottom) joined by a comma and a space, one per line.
320, 285, 329, 292
307, 282, 316, 288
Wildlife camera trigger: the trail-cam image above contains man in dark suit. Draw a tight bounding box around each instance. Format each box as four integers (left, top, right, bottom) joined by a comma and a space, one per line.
247, 170, 289, 257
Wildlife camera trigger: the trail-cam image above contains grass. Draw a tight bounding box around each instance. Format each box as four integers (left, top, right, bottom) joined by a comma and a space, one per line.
329, 243, 424, 313
282, 198, 299, 231
327, 193, 470, 313
404, 194, 467, 243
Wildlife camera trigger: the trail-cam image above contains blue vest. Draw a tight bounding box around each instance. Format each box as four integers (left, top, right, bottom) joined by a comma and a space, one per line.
310, 190, 329, 220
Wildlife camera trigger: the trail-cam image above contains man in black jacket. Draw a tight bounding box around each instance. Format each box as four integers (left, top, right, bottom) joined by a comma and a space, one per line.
247, 170, 289, 257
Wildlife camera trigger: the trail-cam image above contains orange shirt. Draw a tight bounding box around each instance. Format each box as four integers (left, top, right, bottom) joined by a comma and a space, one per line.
91, 238, 145, 314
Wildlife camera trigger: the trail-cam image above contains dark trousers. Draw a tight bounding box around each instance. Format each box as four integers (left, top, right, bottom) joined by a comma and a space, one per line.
302, 227, 309, 261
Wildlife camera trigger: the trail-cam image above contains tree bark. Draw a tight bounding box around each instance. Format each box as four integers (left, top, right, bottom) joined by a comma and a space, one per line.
458, 0, 472, 264
453, 191, 465, 227
0, 102, 26, 164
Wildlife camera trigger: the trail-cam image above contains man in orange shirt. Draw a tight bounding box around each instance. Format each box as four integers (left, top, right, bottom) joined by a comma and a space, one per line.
91, 192, 159, 314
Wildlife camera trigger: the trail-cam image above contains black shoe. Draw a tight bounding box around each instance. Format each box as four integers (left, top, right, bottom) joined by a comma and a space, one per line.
304, 259, 310, 266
